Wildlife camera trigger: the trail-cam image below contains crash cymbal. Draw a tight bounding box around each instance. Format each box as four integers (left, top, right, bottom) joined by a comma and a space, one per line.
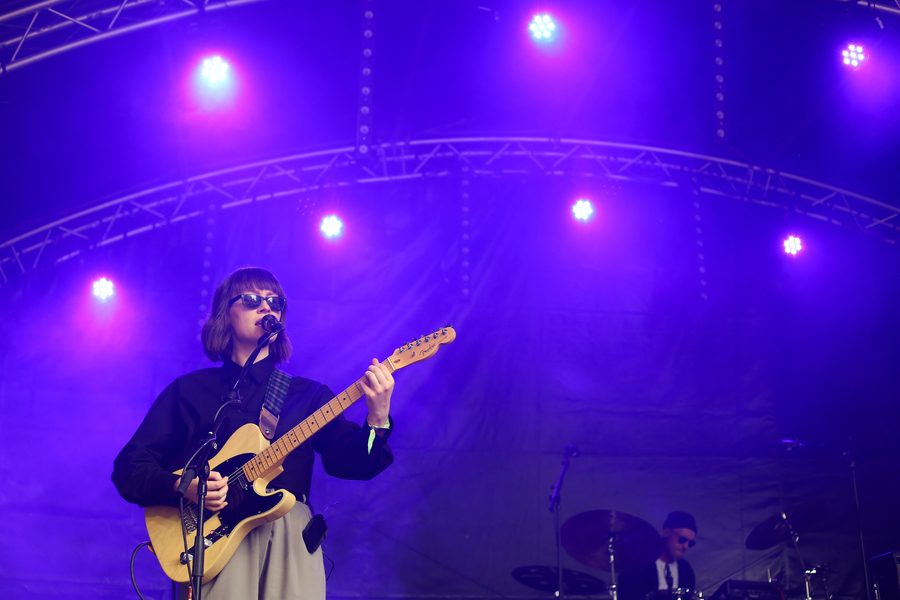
561, 510, 661, 573
512, 566, 606, 595
745, 498, 827, 550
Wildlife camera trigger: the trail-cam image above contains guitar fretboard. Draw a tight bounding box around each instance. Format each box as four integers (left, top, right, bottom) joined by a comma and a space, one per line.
240, 367, 393, 482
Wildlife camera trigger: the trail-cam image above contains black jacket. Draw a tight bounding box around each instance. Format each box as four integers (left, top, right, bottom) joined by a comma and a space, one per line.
618, 559, 696, 600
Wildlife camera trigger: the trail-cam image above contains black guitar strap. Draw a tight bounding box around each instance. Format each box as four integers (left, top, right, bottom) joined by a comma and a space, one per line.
261, 367, 329, 551
259, 368, 292, 440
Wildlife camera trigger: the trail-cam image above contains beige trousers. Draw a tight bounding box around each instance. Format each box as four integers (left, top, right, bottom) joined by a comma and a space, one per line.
178, 502, 326, 600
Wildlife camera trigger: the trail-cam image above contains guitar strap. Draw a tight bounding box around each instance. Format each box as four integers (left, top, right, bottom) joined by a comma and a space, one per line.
259, 368, 292, 440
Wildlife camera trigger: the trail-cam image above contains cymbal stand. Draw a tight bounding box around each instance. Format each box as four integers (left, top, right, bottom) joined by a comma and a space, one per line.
804, 565, 832, 600
783, 513, 813, 600
607, 534, 619, 600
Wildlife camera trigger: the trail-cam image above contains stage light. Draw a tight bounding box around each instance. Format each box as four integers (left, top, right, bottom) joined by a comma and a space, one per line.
841, 44, 867, 69
784, 236, 802, 255
320, 215, 343, 238
529, 14, 556, 41
572, 199, 593, 221
92, 278, 114, 300
201, 56, 229, 84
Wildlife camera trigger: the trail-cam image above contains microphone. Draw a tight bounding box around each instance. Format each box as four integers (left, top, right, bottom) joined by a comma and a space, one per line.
261, 314, 285, 333
564, 445, 580, 458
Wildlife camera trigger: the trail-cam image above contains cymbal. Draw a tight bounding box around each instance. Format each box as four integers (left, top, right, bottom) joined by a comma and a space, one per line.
561, 510, 662, 573
512, 566, 606, 595
745, 498, 827, 550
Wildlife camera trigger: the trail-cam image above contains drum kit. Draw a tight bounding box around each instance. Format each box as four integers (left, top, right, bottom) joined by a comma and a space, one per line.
513, 500, 831, 600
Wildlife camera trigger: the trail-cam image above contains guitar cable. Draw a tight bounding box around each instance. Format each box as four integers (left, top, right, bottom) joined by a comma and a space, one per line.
129, 541, 153, 600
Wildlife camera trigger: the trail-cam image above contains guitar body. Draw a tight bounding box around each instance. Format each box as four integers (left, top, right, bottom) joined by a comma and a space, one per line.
145, 423, 297, 584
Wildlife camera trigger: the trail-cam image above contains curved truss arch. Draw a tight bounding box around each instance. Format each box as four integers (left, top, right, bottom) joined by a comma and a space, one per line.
2, 136, 898, 285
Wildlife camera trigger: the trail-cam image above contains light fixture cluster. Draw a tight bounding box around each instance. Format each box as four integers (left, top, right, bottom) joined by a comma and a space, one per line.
201, 56, 229, 83
529, 15, 556, 41
842, 44, 866, 69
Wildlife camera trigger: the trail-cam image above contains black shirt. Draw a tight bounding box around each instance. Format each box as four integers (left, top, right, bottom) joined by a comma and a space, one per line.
112, 355, 393, 507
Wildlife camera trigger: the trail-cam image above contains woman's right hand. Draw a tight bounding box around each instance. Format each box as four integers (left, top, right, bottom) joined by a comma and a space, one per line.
176, 471, 229, 512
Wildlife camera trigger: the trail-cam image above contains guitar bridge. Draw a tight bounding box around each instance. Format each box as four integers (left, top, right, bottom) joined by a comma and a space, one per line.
182, 506, 199, 533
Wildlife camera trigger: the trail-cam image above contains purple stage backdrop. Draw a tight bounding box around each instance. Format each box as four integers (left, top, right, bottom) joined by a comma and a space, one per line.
1, 177, 898, 600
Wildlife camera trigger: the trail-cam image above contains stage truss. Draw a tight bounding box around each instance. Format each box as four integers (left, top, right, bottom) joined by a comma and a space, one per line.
1, 137, 899, 285
0, 0, 268, 73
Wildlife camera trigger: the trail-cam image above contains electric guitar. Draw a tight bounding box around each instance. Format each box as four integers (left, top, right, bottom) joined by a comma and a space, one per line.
145, 326, 457, 583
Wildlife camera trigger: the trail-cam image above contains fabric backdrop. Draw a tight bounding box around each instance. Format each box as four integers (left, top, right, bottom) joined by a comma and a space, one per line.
1, 176, 898, 600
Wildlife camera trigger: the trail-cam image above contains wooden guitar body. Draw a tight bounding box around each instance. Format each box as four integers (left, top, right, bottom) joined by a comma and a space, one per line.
145, 424, 296, 584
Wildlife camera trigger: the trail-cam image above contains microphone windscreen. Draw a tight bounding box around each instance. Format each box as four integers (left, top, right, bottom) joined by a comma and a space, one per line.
261, 314, 285, 333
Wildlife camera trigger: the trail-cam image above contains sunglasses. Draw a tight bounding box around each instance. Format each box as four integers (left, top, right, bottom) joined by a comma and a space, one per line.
228, 294, 287, 312
677, 536, 697, 548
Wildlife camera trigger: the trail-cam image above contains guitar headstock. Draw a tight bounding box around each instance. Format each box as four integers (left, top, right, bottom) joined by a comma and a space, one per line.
386, 325, 457, 371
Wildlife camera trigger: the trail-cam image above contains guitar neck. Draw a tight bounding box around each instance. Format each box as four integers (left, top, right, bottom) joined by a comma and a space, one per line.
241, 359, 397, 483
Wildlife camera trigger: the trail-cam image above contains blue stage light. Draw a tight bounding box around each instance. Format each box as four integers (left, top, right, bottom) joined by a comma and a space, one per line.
529, 14, 556, 41
783, 235, 802, 255
320, 216, 343, 238
92, 278, 114, 300
201, 56, 229, 84
572, 199, 593, 221
841, 44, 867, 69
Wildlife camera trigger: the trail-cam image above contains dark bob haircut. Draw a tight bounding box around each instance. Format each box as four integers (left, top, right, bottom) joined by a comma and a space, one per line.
201, 267, 292, 364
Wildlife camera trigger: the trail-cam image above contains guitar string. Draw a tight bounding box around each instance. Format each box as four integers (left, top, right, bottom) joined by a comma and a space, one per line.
185, 376, 371, 515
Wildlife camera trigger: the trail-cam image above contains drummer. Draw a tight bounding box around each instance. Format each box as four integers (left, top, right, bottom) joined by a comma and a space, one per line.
618, 511, 697, 600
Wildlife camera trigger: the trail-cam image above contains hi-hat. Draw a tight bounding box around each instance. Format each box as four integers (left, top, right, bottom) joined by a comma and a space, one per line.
745, 498, 827, 550
561, 510, 661, 573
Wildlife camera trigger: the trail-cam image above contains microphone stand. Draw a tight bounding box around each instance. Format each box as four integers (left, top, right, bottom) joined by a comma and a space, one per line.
845, 451, 872, 600
178, 330, 278, 600
549, 446, 579, 599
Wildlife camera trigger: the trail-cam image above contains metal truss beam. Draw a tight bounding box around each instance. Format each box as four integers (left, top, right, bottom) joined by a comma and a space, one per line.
2, 137, 898, 285
833, 0, 900, 17
0, 0, 270, 73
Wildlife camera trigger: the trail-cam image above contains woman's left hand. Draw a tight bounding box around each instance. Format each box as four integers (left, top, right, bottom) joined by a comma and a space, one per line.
360, 358, 393, 427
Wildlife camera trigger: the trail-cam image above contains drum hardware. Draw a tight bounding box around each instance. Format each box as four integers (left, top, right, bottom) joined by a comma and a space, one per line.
560, 509, 662, 600
708, 580, 781, 600
701, 549, 782, 597
647, 588, 703, 600
511, 566, 606, 597
745, 499, 828, 600
803, 565, 835, 600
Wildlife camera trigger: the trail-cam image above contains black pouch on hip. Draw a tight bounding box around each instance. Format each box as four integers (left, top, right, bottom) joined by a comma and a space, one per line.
302, 514, 328, 554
